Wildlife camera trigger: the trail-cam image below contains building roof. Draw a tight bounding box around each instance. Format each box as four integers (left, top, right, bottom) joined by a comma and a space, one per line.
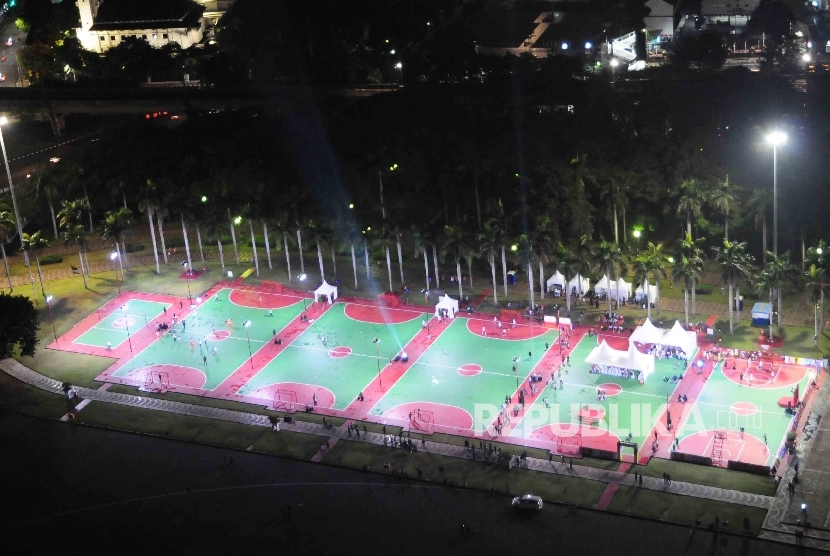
90, 0, 205, 31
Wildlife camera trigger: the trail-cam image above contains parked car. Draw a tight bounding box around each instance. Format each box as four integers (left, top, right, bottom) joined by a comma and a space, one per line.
512, 494, 543, 511
5, 37, 12, 46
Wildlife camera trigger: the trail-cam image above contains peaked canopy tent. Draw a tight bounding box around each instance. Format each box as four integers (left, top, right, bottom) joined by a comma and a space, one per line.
609, 277, 632, 300
435, 294, 459, 317
660, 321, 698, 356
568, 274, 590, 295
752, 303, 772, 327
313, 281, 338, 304
635, 283, 659, 302
594, 274, 611, 295
630, 318, 665, 344
546, 270, 566, 290
585, 340, 656, 382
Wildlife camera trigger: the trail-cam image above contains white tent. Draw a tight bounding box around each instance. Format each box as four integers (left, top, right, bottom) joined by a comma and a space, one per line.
635, 283, 659, 302
630, 318, 665, 344
624, 344, 655, 381
609, 277, 632, 300
568, 273, 590, 295
313, 281, 338, 304
594, 274, 610, 295
546, 270, 566, 290
434, 294, 459, 317
660, 320, 698, 356
585, 340, 656, 382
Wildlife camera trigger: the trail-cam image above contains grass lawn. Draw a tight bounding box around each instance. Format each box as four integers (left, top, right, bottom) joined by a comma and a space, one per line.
632, 458, 776, 496
323, 439, 607, 507
0, 371, 80, 419
607, 485, 768, 535
75, 401, 325, 460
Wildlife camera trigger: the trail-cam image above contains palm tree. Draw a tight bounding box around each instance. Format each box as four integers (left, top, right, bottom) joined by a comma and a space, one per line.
102, 207, 133, 270
31, 164, 61, 240
594, 239, 626, 312
806, 240, 827, 332
375, 225, 397, 293
477, 221, 501, 306
513, 233, 536, 309
21, 231, 48, 297
138, 179, 163, 275
485, 199, 512, 298
747, 189, 771, 265
556, 241, 587, 315
272, 212, 294, 282
634, 242, 668, 320
713, 239, 755, 336
202, 203, 228, 273
676, 178, 706, 236
63, 224, 89, 289
679, 233, 706, 314
306, 218, 334, 282
227, 208, 240, 266
805, 264, 826, 345
0, 206, 15, 290
533, 215, 556, 300
443, 224, 467, 300
598, 167, 633, 245
672, 253, 704, 327
764, 251, 795, 331
709, 175, 739, 241
56, 198, 92, 277
337, 219, 362, 290
413, 224, 434, 292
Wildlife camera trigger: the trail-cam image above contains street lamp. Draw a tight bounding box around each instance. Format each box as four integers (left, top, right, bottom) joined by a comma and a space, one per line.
46, 295, 57, 343
395, 62, 403, 82
373, 337, 382, 388
243, 320, 253, 370
298, 273, 307, 312
633, 229, 642, 250
766, 131, 786, 256
0, 116, 29, 267
513, 356, 520, 390
122, 303, 133, 354
610, 58, 619, 78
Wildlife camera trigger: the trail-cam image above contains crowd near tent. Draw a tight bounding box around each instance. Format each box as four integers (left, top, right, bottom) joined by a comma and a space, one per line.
585, 340, 656, 382
630, 318, 665, 344
635, 283, 659, 303
609, 277, 632, 300
752, 303, 771, 327
313, 281, 338, 304
434, 294, 459, 317
660, 321, 698, 356
546, 270, 566, 290
568, 274, 590, 295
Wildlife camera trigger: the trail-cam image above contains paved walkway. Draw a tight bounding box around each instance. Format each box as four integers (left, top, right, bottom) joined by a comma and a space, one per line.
1, 357, 775, 514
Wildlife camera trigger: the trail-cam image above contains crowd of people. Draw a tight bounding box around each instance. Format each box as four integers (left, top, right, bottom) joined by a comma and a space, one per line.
589, 364, 635, 379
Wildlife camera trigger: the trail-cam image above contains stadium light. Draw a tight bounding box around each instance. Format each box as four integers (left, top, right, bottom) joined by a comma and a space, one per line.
584, 41, 592, 49
234, 216, 242, 225
766, 131, 786, 255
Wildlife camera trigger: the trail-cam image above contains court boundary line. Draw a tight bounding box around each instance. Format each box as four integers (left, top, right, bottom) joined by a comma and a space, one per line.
377, 399, 475, 431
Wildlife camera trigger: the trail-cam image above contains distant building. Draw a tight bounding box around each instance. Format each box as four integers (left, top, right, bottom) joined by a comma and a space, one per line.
644, 0, 674, 39
700, 0, 761, 28
75, 0, 234, 53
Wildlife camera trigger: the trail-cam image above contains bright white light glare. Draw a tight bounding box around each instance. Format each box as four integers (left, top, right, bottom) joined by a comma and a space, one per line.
395, 62, 402, 69
803, 53, 812, 62
244, 320, 251, 327
110, 252, 119, 260
390, 49, 395, 54
298, 273, 307, 281
122, 304, 129, 311
46, 295, 53, 303
766, 131, 787, 146
807, 41, 813, 48
610, 59, 619, 67
561, 42, 569, 50
584, 41, 592, 49
818, 247, 824, 255
196, 297, 202, 303
0, 116, 7, 125
802, 503, 808, 510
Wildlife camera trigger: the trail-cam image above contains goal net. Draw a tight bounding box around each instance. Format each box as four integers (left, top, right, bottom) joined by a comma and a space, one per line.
141, 370, 169, 393
411, 410, 434, 433
556, 428, 582, 456
273, 389, 297, 411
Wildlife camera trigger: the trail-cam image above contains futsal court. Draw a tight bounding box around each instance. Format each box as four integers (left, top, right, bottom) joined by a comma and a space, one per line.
48, 282, 820, 466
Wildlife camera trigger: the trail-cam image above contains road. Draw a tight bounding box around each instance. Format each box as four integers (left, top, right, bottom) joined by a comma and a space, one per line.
0, 410, 817, 556
0, 15, 24, 87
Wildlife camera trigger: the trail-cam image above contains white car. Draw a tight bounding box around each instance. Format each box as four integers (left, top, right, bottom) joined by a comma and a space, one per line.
512, 494, 543, 511
5, 37, 12, 46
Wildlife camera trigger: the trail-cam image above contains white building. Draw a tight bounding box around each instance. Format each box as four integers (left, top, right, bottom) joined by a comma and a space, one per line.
76, 0, 213, 53
700, 0, 761, 28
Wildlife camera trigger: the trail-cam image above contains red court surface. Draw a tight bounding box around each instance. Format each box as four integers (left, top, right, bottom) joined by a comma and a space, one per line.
465, 317, 551, 340
529, 423, 620, 453
344, 303, 423, 324
457, 363, 482, 377
677, 429, 770, 467
381, 401, 474, 431
720, 359, 807, 389
248, 382, 336, 409
179, 269, 206, 280
125, 364, 208, 390
229, 288, 304, 309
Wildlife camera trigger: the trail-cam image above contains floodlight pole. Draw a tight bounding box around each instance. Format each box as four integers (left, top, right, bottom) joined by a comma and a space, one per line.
245, 323, 253, 370
0, 120, 29, 267
375, 341, 382, 389
123, 306, 133, 354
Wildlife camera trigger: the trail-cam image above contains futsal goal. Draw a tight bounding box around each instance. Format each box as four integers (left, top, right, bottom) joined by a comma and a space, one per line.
556, 428, 582, 456
142, 370, 170, 393
273, 389, 298, 411
410, 410, 434, 434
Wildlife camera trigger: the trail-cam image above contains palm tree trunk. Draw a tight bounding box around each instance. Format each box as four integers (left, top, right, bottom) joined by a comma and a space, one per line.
769, 288, 774, 341
283, 233, 292, 281
296, 229, 305, 274
684, 287, 689, 327
622, 206, 627, 245
385, 246, 393, 292
330, 246, 337, 278
613, 205, 619, 245
364, 239, 370, 281
423, 249, 430, 290
527, 263, 534, 309
147, 206, 160, 275
249, 220, 259, 278
228, 210, 239, 266
821, 285, 825, 333
181, 216, 192, 272
157, 210, 168, 265
724, 211, 729, 242
77, 247, 88, 289
777, 288, 783, 331
34, 251, 45, 297
490, 253, 498, 306
687, 210, 691, 237
83, 245, 91, 277
655, 273, 661, 314
122, 191, 127, 209
457, 261, 463, 300
432, 245, 440, 289
316, 241, 325, 281
539, 260, 544, 300
735, 286, 741, 323
396, 231, 404, 285
263, 221, 272, 269
501, 246, 508, 297
119, 235, 130, 270
83, 185, 94, 233
1, 242, 11, 290
217, 239, 225, 272
195, 223, 205, 263
607, 264, 613, 312
646, 277, 651, 320
48, 198, 58, 240
692, 279, 697, 314
565, 273, 571, 313
351, 244, 358, 289
728, 283, 734, 335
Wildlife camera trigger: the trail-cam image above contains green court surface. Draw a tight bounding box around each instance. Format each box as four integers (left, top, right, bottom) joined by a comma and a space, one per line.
509, 335, 695, 445
74, 300, 171, 349
237, 303, 427, 409
113, 289, 304, 390
369, 319, 559, 429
